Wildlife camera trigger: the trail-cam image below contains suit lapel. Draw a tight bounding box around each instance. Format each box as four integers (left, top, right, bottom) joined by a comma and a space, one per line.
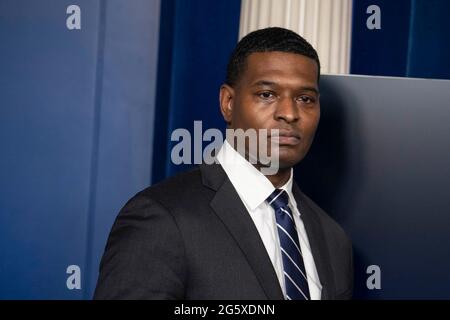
292, 183, 336, 300
201, 164, 284, 300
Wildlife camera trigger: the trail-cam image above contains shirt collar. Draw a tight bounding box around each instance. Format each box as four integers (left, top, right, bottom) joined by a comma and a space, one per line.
216, 140, 296, 212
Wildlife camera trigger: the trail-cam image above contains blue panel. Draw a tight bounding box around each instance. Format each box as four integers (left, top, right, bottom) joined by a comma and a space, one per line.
152, 0, 242, 182
351, 0, 412, 77
0, 0, 102, 299
0, 0, 160, 299
85, 0, 161, 298
297, 75, 450, 298
406, 0, 450, 79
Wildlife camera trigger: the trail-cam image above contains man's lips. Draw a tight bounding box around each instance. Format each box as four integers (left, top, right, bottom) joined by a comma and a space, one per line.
269, 130, 301, 145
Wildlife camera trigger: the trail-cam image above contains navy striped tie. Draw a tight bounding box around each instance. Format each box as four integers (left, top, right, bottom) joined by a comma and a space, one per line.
267, 189, 310, 300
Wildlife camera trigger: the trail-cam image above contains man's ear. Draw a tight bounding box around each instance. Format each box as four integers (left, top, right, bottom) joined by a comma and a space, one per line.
219, 84, 234, 124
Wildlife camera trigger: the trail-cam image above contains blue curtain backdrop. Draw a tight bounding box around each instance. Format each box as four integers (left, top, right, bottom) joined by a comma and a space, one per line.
152, 0, 242, 183
351, 0, 450, 80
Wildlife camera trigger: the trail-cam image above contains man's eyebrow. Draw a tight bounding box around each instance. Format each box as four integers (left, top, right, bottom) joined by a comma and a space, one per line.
251, 80, 319, 94
297, 86, 319, 95
251, 80, 278, 87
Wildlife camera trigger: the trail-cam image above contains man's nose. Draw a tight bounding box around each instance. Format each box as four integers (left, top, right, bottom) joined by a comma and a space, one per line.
274, 96, 299, 123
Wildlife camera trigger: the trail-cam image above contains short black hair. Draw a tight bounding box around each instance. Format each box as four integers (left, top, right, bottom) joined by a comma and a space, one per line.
225, 27, 321, 86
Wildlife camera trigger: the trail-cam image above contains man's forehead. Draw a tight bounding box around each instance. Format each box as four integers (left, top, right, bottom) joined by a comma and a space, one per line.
241, 52, 318, 88
243, 52, 318, 80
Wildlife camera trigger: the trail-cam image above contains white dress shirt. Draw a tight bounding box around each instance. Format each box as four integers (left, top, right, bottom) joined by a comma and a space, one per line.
216, 141, 322, 300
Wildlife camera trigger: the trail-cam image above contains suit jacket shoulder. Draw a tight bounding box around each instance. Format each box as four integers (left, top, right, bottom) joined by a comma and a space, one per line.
95, 165, 279, 299
139, 166, 212, 213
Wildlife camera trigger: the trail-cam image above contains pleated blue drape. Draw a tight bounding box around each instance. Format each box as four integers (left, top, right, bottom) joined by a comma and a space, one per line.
351, 0, 450, 80
152, 0, 242, 183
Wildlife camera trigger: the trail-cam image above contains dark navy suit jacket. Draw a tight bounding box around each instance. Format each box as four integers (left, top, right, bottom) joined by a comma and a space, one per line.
94, 164, 353, 299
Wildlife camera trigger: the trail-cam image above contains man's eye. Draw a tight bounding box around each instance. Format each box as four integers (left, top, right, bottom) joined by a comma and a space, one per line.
298, 96, 315, 104
258, 92, 275, 100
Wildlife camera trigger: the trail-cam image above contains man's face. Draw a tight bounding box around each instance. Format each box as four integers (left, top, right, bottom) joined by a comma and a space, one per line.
220, 51, 320, 169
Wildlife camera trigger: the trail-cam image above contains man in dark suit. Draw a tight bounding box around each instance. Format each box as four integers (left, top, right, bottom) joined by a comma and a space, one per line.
94, 27, 353, 300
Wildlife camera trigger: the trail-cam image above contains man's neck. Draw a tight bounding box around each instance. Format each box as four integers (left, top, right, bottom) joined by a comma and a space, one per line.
261, 166, 291, 188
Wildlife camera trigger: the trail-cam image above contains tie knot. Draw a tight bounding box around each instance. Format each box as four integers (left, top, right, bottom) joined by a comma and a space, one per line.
267, 189, 290, 210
